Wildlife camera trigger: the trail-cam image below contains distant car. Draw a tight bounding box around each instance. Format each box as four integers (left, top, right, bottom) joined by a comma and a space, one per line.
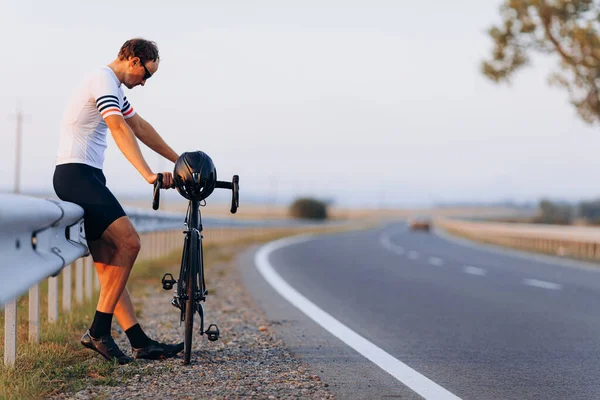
408, 216, 431, 232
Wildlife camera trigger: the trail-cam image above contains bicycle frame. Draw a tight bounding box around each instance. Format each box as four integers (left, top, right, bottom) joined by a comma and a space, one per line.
153, 169, 239, 364
177, 199, 207, 322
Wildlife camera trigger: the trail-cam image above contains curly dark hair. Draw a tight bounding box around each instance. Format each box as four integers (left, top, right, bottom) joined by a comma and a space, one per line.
118, 38, 159, 64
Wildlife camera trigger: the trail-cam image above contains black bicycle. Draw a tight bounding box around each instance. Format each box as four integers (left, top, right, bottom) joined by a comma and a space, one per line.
151, 152, 239, 365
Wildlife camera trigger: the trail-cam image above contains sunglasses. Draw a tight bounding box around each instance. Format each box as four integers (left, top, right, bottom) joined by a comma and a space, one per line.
140, 61, 152, 80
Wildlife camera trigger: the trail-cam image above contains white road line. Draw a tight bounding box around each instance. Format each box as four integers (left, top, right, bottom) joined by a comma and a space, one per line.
255, 235, 462, 400
463, 266, 486, 276
429, 257, 444, 266
523, 279, 562, 290
380, 234, 405, 255
408, 251, 420, 260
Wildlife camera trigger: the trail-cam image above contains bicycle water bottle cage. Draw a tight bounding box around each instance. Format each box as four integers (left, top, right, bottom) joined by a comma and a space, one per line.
205, 324, 220, 341
161, 273, 177, 290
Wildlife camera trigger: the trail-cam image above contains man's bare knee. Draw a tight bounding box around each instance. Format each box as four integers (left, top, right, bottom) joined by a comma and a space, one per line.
115, 233, 141, 256
101, 216, 141, 260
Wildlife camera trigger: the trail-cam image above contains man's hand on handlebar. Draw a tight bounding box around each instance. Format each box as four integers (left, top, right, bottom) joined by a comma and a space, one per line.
147, 172, 175, 188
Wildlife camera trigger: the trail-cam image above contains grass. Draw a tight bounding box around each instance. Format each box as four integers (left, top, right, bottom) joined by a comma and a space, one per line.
0, 221, 373, 399
0, 293, 124, 399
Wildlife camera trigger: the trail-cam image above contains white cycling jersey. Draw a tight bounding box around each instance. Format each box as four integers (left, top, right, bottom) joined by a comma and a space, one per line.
55, 66, 136, 169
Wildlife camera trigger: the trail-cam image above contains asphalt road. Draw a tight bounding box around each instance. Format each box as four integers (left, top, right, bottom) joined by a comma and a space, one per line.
240, 222, 600, 399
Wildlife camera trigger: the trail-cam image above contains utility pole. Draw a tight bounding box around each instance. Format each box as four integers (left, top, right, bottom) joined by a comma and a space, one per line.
12, 103, 26, 194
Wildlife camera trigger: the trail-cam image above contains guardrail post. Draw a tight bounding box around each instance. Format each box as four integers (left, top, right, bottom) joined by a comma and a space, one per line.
76, 257, 84, 304
143, 233, 148, 260
154, 232, 160, 258
85, 256, 93, 300
160, 231, 164, 257
153, 232, 158, 259
152, 233, 157, 259
48, 276, 58, 323
140, 234, 146, 260
164, 231, 168, 256
4, 298, 17, 367
29, 285, 40, 343
158, 231, 162, 257
63, 264, 72, 312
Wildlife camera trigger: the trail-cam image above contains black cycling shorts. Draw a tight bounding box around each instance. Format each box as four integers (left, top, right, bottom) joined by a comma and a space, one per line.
53, 163, 126, 242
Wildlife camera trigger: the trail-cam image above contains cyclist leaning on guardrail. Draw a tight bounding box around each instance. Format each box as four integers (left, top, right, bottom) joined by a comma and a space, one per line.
52, 38, 183, 364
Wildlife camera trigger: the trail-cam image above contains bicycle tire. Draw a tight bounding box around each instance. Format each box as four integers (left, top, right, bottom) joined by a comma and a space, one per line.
183, 229, 199, 364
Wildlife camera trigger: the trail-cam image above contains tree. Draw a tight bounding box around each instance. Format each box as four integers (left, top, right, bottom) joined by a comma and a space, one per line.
578, 198, 600, 222
482, 0, 600, 124
534, 198, 573, 224
289, 197, 328, 220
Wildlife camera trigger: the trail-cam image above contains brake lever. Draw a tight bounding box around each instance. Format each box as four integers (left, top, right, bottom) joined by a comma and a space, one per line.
230, 175, 239, 214
152, 173, 163, 210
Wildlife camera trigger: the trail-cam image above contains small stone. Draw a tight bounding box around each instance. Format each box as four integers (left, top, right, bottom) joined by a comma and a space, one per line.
258, 325, 268, 332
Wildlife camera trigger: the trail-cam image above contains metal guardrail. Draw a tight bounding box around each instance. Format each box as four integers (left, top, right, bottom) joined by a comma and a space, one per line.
126, 207, 183, 233
0, 194, 187, 367
0, 193, 366, 368
0, 195, 87, 305
434, 216, 600, 261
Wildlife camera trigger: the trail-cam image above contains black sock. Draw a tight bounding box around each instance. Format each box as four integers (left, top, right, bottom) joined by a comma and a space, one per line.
125, 324, 150, 348
89, 311, 113, 338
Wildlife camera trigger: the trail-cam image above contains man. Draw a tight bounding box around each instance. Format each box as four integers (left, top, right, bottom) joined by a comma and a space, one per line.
53, 38, 183, 364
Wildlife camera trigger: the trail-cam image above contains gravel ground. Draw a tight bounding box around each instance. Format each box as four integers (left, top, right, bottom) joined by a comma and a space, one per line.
56, 250, 335, 399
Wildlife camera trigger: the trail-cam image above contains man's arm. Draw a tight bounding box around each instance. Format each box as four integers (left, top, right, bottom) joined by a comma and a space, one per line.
105, 114, 156, 183
126, 113, 179, 163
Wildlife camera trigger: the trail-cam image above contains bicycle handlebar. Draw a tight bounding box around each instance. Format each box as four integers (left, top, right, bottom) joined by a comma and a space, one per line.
215, 181, 232, 189
152, 173, 239, 214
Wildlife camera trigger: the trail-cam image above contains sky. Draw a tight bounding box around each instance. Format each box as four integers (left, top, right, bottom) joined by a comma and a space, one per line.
1, 0, 600, 208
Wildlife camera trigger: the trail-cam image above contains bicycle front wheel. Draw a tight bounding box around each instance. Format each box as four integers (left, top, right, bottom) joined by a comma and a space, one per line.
184, 229, 200, 365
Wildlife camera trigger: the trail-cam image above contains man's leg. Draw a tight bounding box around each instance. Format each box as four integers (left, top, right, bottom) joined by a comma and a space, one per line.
87, 223, 183, 359
93, 216, 140, 314
79, 216, 140, 364
88, 240, 150, 349
89, 239, 139, 331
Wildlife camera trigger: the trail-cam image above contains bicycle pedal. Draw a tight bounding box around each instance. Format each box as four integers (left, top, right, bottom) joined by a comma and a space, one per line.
161, 273, 176, 290
205, 324, 219, 341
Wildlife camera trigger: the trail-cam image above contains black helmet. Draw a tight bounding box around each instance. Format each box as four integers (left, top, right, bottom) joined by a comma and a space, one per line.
173, 151, 217, 201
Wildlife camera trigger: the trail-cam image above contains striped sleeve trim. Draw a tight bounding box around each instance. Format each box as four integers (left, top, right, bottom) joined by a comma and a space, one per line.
101, 107, 122, 118
121, 96, 135, 119
95, 94, 122, 117
121, 100, 131, 113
